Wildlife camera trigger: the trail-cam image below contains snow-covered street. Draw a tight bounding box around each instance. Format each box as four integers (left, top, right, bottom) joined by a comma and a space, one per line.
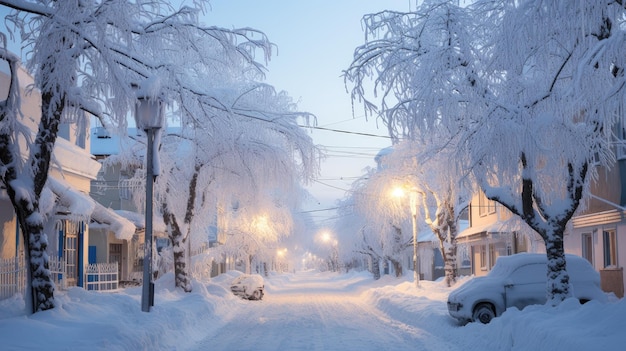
3, 268, 623, 350
191, 271, 457, 350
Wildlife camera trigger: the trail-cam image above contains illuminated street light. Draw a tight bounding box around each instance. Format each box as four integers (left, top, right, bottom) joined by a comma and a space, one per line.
135, 92, 164, 313
317, 230, 339, 272
392, 185, 420, 288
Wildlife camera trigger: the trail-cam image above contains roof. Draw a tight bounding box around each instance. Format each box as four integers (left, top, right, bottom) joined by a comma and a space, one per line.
457, 220, 515, 239
47, 176, 136, 240
418, 220, 469, 243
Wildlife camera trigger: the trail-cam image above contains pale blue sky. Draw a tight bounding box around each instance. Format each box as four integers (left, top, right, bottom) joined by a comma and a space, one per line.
204, 0, 412, 223
0, 1, 413, 223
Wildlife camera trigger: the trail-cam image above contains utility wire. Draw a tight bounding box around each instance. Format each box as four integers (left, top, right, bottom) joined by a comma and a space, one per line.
299, 124, 391, 139
298, 207, 340, 213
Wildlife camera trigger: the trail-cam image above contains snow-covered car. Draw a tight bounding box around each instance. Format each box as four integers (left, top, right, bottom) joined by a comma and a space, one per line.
230, 274, 265, 300
447, 253, 606, 324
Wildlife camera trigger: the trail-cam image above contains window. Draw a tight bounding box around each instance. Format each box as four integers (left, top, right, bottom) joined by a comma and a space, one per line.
603, 229, 618, 268
478, 192, 496, 217
514, 232, 528, 253
480, 245, 487, 270
119, 178, 131, 200
582, 233, 593, 265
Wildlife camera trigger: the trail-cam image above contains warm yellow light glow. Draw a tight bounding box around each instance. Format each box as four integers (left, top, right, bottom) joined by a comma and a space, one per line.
321, 231, 331, 242
391, 187, 406, 198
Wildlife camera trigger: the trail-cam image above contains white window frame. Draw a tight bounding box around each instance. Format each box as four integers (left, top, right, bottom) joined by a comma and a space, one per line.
603, 229, 618, 268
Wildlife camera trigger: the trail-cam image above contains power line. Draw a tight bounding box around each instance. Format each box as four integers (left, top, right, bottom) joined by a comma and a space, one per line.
299, 124, 391, 139
313, 179, 351, 192
298, 207, 340, 213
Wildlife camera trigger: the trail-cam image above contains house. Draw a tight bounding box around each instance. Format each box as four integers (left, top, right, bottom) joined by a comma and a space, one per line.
90, 126, 168, 283
456, 191, 542, 277
0, 55, 134, 298
458, 180, 625, 298
565, 160, 626, 298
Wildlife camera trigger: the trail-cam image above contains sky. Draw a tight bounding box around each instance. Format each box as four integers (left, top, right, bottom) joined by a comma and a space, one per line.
1, 268, 624, 350
202, 0, 413, 225
0, 1, 413, 225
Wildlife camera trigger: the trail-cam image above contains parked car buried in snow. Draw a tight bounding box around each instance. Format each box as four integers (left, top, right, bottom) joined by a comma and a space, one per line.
230, 274, 265, 300
447, 253, 606, 324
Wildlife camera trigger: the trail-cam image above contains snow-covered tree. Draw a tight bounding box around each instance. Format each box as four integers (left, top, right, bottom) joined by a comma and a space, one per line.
0, 0, 278, 311
334, 168, 413, 279
381, 140, 471, 286
347, 0, 626, 303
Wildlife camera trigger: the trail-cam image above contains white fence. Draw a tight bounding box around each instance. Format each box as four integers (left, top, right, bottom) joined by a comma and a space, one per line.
0, 255, 119, 300
49, 255, 66, 290
1, 243, 213, 300
0, 256, 26, 300
84, 262, 118, 291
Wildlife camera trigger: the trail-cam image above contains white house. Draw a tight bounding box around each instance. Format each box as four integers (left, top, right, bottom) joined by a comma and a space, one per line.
0, 55, 134, 298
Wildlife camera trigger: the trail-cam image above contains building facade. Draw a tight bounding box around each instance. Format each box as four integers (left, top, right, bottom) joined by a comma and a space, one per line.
0, 57, 134, 298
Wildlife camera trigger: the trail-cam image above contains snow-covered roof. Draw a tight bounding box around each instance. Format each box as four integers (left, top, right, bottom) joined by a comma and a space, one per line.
113, 209, 167, 233
52, 133, 101, 180
47, 176, 136, 240
418, 219, 469, 243
47, 176, 95, 224
90, 203, 137, 240
457, 220, 514, 239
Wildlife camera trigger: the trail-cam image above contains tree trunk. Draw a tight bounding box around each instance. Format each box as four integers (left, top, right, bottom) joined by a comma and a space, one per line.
162, 209, 192, 292
544, 229, 570, 305
371, 254, 381, 280
389, 257, 403, 278
0, 87, 65, 312
21, 206, 55, 312
439, 239, 457, 287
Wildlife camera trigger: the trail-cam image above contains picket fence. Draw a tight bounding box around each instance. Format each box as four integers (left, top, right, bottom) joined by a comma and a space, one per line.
0, 255, 119, 300
84, 262, 118, 291
0, 256, 26, 300
1, 245, 212, 300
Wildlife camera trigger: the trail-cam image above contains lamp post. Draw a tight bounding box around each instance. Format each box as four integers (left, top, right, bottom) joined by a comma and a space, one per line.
135, 95, 164, 312
393, 186, 420, 287
409, 190, 419, 288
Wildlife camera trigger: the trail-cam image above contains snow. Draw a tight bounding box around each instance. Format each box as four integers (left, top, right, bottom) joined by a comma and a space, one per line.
0, 269, 623, 350
47, 176, 95, 223
46, 176, 136, 240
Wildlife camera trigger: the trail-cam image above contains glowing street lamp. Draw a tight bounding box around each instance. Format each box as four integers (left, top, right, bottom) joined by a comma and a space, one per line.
393, 185, 420, 288
135, 93, 164, 312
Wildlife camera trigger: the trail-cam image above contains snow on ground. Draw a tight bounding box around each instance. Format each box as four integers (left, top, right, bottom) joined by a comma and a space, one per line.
0, 270, 624, 350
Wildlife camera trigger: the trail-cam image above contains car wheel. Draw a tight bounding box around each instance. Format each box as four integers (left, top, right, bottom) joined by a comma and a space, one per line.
472, 303, 495, 324
251, 289, 262, 300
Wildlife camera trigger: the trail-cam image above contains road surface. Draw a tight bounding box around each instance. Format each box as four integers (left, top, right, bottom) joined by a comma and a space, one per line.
189, 271, 460, 351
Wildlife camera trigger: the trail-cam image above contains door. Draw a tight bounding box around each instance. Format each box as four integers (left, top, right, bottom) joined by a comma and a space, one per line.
64, 222, 79, 287
109, 243, 123, 279
504, 263, 546, 310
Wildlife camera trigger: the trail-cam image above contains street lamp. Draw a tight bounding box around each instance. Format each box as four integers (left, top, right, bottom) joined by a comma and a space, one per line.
393, 186, 420, 287
135, 94, 164, 312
